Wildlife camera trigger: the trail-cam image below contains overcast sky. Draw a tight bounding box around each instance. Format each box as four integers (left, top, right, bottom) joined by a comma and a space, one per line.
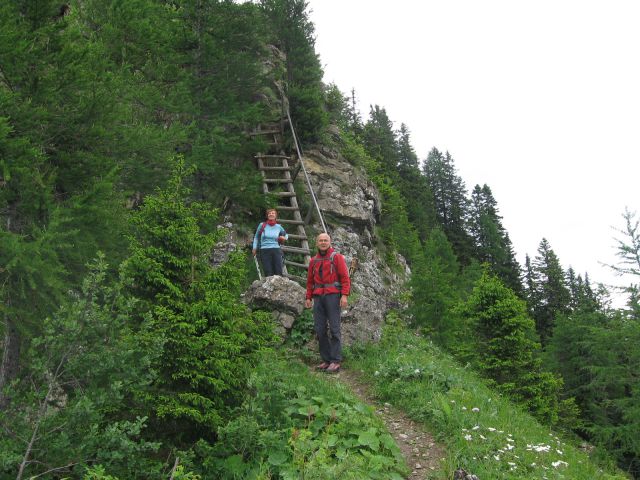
307, 0, 639, 303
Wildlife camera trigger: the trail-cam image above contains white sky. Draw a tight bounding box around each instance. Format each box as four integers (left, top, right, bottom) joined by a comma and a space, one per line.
308, 0, 639, 303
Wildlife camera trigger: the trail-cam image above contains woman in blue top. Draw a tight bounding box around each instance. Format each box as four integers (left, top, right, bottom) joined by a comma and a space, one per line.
252, 208, 288, 277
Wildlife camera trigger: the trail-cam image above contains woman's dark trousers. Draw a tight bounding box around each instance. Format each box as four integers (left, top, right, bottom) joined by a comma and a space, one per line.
260, 248, 283, 276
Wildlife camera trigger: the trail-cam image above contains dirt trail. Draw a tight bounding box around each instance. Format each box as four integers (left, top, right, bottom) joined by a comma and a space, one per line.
327, 368, 447, 480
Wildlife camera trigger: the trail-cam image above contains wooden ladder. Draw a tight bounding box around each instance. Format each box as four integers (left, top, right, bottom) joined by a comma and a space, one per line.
251, 122, 311, 283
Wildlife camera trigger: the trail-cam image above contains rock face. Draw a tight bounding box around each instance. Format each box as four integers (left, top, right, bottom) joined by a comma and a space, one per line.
299, 147, 410, 345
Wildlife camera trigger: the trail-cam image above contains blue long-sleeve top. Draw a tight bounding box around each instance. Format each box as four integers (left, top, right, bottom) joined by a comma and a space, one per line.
253, 222, 288, 250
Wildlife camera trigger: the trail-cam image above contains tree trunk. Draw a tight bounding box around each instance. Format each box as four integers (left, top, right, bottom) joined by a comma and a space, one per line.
0, 317, 21, 409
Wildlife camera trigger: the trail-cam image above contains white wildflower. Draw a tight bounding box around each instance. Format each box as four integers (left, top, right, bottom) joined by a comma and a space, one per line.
494, 455, 500, 461
464, 434, 473, 441
506, 444, 515, 450
556, 449, 563, 455
374, 371, 380, 376
414, 368, 420, 374
487, 427, 496, 432
552, 461, 568, 468
480, 435, 486, 440
472, 425, 480, 430
472, 407, 480, 413
462, 406, 467, 411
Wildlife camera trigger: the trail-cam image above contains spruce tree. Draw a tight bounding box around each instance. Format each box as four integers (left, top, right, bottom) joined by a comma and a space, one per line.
121, 158, 275, 439
458, 271, 561, 424
423, 148, 474, 264
529, 238, 571, 345
468, 184, 522, 293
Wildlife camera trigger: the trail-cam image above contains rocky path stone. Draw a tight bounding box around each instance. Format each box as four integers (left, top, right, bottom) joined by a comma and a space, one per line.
325, 368, 447, 480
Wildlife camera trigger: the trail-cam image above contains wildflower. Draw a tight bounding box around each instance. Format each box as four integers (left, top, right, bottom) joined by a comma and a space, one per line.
480, 435, 486, 440
414, 368, 420, 374
494, 455, 500, 461
487, 427, 496, 432
462, 406, 467, 411
472, 407, 480, 413
464, 434, 473, 441
556, 449, 563, 455
506, 444, 515, 450
374, 371, 380, 376
472, 425, 480, 430
552, 461, 568, 468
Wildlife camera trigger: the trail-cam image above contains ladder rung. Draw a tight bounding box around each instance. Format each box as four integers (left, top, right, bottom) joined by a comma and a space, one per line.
285, 260, 308, 269
282, 246, 311, 255
250, 128, 280, 135
264, 178, 292, 183
284, 273, 306, 283
272, 192, 296, 197
255, 154, 290, 159
273, 206, 299, 211
259, 166, 292, 171
287, 234, 308, 240
278, 219, 305, 225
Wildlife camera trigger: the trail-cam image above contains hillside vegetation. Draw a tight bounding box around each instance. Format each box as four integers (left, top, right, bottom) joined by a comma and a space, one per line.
1, 1, 638, 478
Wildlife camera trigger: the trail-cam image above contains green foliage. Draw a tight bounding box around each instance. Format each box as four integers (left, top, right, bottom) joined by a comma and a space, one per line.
261, 0, 327, 143
0, 254, 163, 479
191, 354, 408, 479
121, 158, 275, 438
457, 271, 561, 424
527, 238, 571, 345
410, 228, 462, 346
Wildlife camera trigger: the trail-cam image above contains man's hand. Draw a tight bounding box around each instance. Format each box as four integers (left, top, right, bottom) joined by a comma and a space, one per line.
340, 295, 348, 309
305, 299, 312, 309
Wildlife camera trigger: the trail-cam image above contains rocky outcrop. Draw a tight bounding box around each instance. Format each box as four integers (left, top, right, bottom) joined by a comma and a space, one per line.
302, 148, 380, 231
242, 275, 306, 338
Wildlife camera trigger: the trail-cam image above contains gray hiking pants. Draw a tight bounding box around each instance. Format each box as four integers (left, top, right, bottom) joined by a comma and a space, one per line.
313, 293, 342, 363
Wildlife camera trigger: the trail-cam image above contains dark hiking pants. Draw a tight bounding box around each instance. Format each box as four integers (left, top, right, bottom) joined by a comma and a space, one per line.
260, 248, 283, 277
313, 293, 342, 363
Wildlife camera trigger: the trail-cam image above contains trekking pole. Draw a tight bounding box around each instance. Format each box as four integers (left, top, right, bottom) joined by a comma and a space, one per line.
254, 254, 263, 281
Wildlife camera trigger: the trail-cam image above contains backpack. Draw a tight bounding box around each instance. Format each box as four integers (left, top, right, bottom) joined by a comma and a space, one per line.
310, 251, 342, 290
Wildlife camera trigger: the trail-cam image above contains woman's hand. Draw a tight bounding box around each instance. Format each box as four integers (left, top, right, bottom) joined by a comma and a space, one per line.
278, 236, 286, 244
252, 249, 257, 257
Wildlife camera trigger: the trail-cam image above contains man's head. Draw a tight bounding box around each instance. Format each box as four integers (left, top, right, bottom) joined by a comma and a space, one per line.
316, 233, 331, 253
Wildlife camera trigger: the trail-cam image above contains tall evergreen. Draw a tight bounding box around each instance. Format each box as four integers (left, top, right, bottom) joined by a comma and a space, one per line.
458, 271, 561, 424
468, 184, 522, 293
529, 238, 571, 345
363, 105, 400, 179
410, 228, 461, 347
423, 147, 474, 264
261, 0, 327, 143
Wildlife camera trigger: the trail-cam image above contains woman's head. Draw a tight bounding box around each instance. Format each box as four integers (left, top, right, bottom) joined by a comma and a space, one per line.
266, 208, 277, 219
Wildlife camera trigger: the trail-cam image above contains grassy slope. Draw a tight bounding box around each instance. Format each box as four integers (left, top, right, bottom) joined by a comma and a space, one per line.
344, 324, 627, 480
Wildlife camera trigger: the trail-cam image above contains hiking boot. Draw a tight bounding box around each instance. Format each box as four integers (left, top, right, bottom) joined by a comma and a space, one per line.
326, 362, 341, 373
315, 362, 330, 370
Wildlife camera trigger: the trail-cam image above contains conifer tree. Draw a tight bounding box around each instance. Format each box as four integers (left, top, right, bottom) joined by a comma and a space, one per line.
458, 271, 561, 423
423, 148, 474, 264
363, 105, 400, 178
410, 228, 461, 347
468, 184, 522, 293
529, 238, 571, 345
121, 158, 274, 439
261, 0, 326, 143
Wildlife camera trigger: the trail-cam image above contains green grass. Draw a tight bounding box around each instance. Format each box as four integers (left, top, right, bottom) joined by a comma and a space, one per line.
346, 324, 628, 480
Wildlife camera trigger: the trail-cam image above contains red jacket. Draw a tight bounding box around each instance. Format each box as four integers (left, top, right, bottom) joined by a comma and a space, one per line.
306, 247, 351, 299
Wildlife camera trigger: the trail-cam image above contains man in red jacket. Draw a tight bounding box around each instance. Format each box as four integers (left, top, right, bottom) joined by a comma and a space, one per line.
305, 232, 350, 373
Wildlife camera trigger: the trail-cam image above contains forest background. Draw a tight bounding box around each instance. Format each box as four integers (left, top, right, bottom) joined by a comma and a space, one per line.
0, 0, 638, 478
